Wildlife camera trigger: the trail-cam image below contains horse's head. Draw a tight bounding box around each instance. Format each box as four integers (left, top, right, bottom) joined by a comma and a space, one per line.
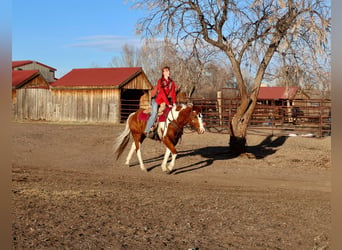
188, 104, 205, 134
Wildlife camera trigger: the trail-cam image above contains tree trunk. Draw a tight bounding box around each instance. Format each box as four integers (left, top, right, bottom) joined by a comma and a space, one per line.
229, 89, 259, 155
227, 28, 287, 155
229, 132, 247, 155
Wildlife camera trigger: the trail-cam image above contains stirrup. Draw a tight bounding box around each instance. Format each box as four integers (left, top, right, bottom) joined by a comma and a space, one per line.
146, 131, 154, 138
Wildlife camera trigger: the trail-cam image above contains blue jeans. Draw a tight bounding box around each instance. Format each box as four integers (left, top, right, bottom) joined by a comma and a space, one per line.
144, 98, 158, 133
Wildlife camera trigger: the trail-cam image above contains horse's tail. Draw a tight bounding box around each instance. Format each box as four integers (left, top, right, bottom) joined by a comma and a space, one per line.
114, 112, 134, 160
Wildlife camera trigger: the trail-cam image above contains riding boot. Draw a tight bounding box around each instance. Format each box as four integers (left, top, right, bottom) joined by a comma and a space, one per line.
146, 130, 154, 138
146, 123, 160, 140
151, 132, 160, 140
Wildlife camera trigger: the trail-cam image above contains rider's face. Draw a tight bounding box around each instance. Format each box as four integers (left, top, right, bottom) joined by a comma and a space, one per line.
163, 68, 170, 79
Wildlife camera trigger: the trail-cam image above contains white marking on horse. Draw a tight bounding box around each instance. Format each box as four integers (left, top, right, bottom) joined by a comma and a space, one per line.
161, 147, 171, 172
197, 113, 205, 134
136, 143, 146, 171
125, 142, 136, 165
162, 104, 185, 137
157, 122, 165, 139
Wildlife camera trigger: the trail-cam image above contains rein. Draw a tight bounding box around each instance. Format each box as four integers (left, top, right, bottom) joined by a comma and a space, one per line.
167, 108, 196, 135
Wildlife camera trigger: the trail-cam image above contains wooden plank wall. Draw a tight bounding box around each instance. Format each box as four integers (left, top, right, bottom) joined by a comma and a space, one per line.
14, 89, 121, 123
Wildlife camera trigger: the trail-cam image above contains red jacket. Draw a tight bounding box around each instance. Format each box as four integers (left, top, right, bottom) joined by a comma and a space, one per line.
151, 77, 177, 106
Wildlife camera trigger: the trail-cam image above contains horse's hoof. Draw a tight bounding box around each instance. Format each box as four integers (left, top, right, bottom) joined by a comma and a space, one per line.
163, 169, 171, 175
141, 168, 148, 172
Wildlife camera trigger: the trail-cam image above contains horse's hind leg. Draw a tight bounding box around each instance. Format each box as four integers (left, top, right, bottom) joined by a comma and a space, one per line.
125, 142, 136, 166
136, 143, 147, 172
132, 135, 147, 172
126, 139, 146, 172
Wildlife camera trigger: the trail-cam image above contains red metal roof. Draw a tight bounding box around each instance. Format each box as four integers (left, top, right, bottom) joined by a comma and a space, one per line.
12, 60, 57, 71
258, 86, 299, 100
51, 67, 143, 88
12, 70, 39, 88
12, 60, 32, 68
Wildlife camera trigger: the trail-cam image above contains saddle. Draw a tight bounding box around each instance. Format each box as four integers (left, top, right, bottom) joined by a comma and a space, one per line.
138, 106, 171, 123
138, 106, 172, 140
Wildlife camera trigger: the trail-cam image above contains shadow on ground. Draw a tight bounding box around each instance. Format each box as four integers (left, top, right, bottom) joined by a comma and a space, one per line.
132, 135, 288, 174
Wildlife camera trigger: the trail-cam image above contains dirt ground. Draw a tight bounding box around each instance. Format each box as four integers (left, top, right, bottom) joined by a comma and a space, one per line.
12, 122, 331, 249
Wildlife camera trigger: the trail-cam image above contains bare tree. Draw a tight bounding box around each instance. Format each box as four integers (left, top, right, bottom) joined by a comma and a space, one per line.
114, 38, 229, 97
128, 0, 331, 154
110, 44, 142, 67
193, 62, 235, 98
274, 49, 331, 95
173, 42, 217, 97
138, 38, 183, 86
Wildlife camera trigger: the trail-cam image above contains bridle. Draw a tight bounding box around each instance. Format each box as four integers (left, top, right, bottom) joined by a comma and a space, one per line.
186, 111, 203, 134
167, 107, 201, 135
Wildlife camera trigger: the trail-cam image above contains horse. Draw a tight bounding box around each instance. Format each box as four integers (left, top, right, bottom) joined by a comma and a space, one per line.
114, 103, 205, 174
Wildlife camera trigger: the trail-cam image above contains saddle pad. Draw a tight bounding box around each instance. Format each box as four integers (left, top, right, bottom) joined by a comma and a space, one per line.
138, 111, 150, 121
138, 106, 171, 122
158, 106, 171, 122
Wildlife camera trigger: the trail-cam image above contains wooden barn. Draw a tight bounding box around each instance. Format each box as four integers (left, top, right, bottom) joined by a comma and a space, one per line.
12, 70, 50, 104
48, 67, 153, 123
257, 86, 330, 106
12, 60, 57, 83
257, 86, 300, 106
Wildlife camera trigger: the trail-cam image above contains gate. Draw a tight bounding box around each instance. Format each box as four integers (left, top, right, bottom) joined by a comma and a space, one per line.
189, 97, 331, 138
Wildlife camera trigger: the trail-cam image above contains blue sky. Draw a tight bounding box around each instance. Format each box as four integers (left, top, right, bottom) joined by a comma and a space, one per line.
12, 1, 146, 78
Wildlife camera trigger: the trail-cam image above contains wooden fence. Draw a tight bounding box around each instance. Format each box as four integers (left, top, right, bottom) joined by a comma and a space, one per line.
13, 89, 331, 137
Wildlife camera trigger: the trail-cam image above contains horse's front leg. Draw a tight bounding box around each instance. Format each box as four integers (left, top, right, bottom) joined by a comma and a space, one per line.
161, 138, 177, 174
161, 148, 171, 173
168, 149, 177, 173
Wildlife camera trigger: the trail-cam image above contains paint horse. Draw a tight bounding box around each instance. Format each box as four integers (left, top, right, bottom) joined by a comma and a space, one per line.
114, 103, 205, 173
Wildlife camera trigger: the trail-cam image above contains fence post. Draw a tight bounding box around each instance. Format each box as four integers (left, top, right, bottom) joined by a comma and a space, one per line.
271, 105, 274, 136
319, 99, 323, 137
217, 91, 222, 126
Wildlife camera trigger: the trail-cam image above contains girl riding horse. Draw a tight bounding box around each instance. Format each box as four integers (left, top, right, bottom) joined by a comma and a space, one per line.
144, 66, 177, 138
